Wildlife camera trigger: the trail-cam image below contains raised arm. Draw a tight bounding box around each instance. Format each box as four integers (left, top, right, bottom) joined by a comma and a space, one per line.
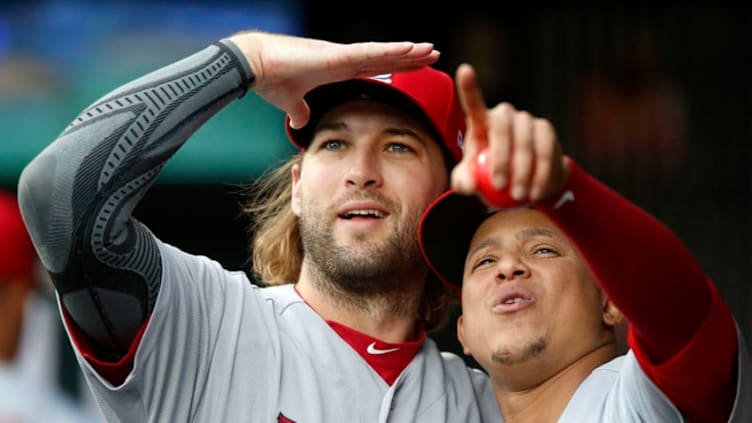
452, 62, 741, 422
536, 161, 736, 423
17, 40, 254, 360
17, 30, 440, 362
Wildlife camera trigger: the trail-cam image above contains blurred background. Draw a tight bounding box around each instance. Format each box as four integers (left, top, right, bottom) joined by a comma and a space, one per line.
1, 0, 750, 414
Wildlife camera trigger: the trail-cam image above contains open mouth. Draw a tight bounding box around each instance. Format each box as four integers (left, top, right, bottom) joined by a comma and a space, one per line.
339, 209, 386, 219
491, 287, 535, 313
501, 296, 528, 305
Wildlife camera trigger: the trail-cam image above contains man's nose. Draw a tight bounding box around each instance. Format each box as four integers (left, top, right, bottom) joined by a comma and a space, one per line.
494, 253, 531, 282
345, 150, 383, 188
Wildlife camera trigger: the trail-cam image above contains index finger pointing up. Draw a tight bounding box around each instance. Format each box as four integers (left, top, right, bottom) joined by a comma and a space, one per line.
456, 63, 488, 149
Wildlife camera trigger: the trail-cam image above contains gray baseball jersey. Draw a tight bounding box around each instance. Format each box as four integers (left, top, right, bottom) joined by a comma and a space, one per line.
63, 242, 500, 422
65, 240, 751, 422
17, 36, 501, 422
556, 330, 752, 422
17, 33, 748, 422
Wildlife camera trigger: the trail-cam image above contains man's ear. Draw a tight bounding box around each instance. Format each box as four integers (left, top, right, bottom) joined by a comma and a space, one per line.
291, 163, 302, 216
456, 315, 471, 355
602, 298, 624, 327
603, 297, 629, 353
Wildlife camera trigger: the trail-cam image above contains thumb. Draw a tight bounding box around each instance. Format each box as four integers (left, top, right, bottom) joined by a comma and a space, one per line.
451, 156, 478, 194
286, 100, 312, 130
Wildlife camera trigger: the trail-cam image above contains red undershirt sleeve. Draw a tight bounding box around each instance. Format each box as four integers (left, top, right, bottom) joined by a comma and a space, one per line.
62, 305, 149, 386
537, 158, 737, 422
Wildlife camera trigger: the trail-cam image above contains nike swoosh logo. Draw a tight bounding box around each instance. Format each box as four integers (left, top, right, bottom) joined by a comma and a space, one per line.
366, 342, 400, 355
553, 190, 575, 210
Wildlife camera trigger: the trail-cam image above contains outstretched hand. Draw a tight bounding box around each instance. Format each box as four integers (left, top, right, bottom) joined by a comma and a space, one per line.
227, 30, 440, 129
450, 63, 568, 204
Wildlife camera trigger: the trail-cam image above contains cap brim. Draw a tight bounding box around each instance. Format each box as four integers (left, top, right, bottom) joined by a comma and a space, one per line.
287, 79, 441, 149
419, 190, 492, 289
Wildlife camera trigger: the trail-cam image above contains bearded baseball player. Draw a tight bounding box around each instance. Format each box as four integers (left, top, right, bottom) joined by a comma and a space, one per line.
17, 31, 501, 421
419, 63, 752, 422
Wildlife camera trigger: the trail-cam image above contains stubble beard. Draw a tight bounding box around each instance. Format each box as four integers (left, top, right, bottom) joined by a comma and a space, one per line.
298, 196, 426, 302
491, 335, 548, 366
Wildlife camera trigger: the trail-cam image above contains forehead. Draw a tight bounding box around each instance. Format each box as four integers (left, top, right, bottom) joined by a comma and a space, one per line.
470, 208, 562, 246
313, 99, 434, 139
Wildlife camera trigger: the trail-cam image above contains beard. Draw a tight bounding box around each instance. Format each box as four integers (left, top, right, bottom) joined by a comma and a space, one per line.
491, 335, 547, 366
298, 193, 426, 297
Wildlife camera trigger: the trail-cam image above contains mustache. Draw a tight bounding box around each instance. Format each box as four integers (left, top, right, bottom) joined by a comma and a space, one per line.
333, 190, 397, 211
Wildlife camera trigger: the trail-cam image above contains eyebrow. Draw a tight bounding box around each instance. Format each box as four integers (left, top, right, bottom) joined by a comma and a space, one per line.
467, 238, 501, 259
315, 121, 348, 134
314, 122, 427, 145
516, 227, 560, 241
466, 227, 561, 258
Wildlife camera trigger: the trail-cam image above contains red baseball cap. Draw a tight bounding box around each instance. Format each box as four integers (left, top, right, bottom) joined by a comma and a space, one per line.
419, 189, 498, 290
0, 190, 36, 285
285, 67, 465, 164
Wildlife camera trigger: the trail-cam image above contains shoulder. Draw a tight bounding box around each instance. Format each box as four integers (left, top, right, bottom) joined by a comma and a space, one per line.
435, 348, 491, 385
731, 325, 752, 421
157, 241, 252, 285
438, 349, 481, 372
258, 283, 299, 303
427, 348, 497, 415
560, 353, 684, 422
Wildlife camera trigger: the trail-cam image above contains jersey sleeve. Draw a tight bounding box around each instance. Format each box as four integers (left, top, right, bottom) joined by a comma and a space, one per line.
17, 39, 255, 362
537, 158, 740, 422
65, 241, 272, 422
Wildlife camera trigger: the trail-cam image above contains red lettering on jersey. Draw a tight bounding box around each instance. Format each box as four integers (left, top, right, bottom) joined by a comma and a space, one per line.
278, 412, 296, 423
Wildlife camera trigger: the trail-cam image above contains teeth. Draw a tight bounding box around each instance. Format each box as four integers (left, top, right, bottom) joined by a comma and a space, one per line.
346, 209, 384, 218
504, 298, 522, 304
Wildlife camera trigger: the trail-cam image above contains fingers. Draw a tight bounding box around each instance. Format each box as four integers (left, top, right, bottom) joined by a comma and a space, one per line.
489, 105, 560, 202
353, 53, 441, 77
355, 41, 437, 60
528, 119, 558, 200
290, 41, 438, 129
344, 42, 441, 79
456, 64, 488, 127
452, 64, 488, 193
450, 63, 564, 203
487, 103, 515, 192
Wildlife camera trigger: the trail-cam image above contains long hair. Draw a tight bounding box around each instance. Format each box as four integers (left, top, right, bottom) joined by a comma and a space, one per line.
242, 154, 303, 287
241, 153, 456, 333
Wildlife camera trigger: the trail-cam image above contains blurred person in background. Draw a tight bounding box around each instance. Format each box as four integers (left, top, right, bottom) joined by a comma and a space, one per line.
0, 189, 101, 422
575, 27, 688, 206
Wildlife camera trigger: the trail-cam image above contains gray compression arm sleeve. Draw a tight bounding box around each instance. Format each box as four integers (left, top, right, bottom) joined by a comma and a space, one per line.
17, 40, 255, 359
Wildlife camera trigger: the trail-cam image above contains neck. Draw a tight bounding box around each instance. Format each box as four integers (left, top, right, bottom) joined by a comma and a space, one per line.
296, 260, 425, 343
492, 343, 617, 423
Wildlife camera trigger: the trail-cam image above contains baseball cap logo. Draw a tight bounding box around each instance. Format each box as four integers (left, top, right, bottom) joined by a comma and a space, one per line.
367, 74, 393, 84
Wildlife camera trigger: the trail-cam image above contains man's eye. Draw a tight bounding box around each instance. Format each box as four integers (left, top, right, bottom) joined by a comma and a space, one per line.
472, 257, 496, 271
322, 140, 345, 150
386, 143, 411, 153
533, 247, 557, 256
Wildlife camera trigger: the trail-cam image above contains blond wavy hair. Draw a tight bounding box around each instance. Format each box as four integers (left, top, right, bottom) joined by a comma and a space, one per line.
241, 153, 456, 333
